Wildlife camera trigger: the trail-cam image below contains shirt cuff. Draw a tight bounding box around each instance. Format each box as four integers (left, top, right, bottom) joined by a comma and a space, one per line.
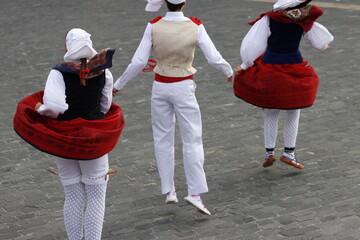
240, 63, 249, 70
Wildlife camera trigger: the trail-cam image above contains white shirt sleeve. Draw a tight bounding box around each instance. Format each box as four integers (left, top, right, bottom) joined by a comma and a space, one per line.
197, 24, 233, 77
113, 23, 153, 90
240, 16, 271, 70
304, 22, 334, 51
37, 70, 68, 118
100, 69, 113, 114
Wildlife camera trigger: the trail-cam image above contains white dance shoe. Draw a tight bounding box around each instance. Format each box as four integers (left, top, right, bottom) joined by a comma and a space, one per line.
184, 195, 211, 215
165, 191, 178, 204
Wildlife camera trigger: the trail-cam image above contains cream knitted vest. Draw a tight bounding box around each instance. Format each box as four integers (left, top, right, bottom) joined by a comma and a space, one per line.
152, 19, 199, 77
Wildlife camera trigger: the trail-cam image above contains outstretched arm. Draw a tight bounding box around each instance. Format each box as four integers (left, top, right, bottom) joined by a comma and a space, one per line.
197, 24, 233, 80
113, 23, 153, 94
304, 22, 334, 51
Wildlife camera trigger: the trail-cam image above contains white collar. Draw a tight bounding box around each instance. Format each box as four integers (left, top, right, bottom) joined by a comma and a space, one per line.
163, 11, 188, 21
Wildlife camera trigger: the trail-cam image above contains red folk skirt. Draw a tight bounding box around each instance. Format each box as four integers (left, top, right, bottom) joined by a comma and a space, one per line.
13, 91, 125, 160
233, 57, 319, 109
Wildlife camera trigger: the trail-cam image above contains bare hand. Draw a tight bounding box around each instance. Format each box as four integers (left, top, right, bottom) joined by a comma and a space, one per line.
112, 88, 119, 97
227, 75, 234, 82
35, 102, 42, 111
234, 65, 243, 76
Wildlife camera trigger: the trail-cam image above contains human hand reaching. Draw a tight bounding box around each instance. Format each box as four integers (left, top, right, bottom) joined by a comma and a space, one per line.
112, 88, 119, 97
234, 65, 243, 75
35, 102, 42, 111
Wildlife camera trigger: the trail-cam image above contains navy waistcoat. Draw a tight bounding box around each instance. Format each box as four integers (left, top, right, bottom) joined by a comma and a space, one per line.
56, 72, 106, 121
262, 18, 304, 64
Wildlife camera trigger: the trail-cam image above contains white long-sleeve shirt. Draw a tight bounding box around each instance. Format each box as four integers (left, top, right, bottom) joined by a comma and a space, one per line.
240, 15, 334, 70
37, 69, 113, 118
114, 11, 233, 90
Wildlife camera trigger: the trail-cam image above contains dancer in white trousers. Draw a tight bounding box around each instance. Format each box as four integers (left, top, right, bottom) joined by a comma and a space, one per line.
113, 0, 233, 215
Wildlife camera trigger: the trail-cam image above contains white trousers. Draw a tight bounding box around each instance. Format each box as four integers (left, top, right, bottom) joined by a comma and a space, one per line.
151, 80, 208, 196
55, 154, 109, 186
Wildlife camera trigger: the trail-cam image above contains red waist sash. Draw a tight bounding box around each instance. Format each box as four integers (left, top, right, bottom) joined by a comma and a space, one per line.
154, 73, 194, 83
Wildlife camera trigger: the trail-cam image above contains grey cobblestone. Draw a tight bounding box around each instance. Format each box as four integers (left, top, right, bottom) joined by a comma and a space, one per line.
1, 0, 360, 239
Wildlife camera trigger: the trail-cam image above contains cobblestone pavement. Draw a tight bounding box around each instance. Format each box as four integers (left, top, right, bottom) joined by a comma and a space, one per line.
1, 0, 359, 239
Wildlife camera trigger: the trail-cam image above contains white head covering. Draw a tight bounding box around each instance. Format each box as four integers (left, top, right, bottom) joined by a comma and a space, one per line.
64, 28, 97, 62
145, 0, 185, 12
273, 0, 307, 11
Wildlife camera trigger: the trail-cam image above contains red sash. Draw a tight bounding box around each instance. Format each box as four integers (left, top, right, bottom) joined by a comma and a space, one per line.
154, 74, 194, 83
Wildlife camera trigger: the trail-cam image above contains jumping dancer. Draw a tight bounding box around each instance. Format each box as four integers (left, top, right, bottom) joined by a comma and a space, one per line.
14, 28, 124, 239
233, 0, 333, 169
113, 0, 233, 215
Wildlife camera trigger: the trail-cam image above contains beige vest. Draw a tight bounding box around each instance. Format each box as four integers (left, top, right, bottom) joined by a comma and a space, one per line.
152, 19, 199, 77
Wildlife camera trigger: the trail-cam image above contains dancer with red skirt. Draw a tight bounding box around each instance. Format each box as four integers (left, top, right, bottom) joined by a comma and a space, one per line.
233, 0, 333, 169
14, 28, 125, 239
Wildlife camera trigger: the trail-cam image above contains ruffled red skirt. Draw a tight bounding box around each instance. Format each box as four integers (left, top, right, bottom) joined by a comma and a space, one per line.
13, 91, 125, 160
233, 57, 319, 109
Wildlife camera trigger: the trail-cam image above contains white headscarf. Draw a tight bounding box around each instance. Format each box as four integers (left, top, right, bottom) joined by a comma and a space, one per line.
64, 28, 97, 62
145, 0, 186, 12
273, 0, 307, 11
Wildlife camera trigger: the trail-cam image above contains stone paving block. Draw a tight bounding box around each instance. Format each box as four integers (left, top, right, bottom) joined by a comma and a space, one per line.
1, 0, 360, 239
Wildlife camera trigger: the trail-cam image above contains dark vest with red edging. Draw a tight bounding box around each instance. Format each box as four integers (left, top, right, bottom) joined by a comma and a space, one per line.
233, 5, 324, 110
55, 71, 106, 121
258, 5, 323, 65
262, 19, 304, 64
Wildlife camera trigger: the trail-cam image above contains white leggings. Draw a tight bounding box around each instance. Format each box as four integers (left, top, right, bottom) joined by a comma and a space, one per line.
54, 155, 109, 240
264, 109, 300, 150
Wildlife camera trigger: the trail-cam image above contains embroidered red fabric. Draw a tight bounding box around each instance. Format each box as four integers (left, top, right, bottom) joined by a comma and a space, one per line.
233, 57, 319, 109
249, 5, 324, 32
13, 91, 125, 160
54, 48, 114, 79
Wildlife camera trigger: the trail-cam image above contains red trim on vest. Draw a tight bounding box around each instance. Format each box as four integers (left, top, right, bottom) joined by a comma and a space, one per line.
249, 5, 323, 32
149, 16, 163, 24
154, 74, 194, 83
190, 17, 202, 25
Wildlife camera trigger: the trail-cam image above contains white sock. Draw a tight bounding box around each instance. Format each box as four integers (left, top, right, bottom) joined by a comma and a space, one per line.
265, 148, 275, 157
63, 182, 85, 240
84, 183, 107, 240
283, 150, 296, 161
284, 109, 300, 148
264, 109, 280, 149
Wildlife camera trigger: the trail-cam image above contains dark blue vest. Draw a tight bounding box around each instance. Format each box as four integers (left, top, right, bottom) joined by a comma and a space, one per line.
262, 18, 304, 64
56, 72, 106, 121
